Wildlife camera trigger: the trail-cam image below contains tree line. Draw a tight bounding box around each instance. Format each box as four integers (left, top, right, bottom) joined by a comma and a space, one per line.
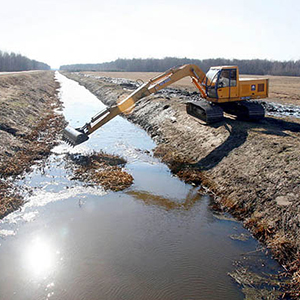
60, 57, 300, 76
0, 51, 50, 72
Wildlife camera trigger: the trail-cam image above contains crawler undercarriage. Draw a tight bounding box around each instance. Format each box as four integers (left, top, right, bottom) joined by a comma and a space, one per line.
186, 100, 265, 123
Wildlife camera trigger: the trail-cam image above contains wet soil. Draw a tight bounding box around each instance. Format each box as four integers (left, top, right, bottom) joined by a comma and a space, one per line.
228, 266, 286, 299
62, 71, 300, 298
65, 151, 133, 191
0, 71, 65, 218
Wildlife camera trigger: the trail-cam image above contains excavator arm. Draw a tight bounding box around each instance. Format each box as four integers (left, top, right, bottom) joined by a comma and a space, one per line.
63, 64, 209, 146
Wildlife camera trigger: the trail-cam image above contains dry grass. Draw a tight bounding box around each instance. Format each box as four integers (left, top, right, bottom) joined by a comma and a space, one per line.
0, 71, 66, 218
0, 112, 65, 218
0, 180, 23, 219
0, 112, 65, 177
66, 151, 133, 191
287, 262, 300, 298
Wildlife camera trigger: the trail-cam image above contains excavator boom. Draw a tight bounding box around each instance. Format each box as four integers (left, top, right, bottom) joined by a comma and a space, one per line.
63, 64, 208, 146
62, 63, 268, 146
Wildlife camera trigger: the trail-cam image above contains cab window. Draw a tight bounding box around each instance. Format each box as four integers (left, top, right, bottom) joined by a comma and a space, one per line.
218, 70, 230, 88
230, 69, 237, 87
218, 69, 237, 88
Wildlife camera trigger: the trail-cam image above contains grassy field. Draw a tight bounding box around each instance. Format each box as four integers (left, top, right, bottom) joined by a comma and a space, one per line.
84, 71, 300, 106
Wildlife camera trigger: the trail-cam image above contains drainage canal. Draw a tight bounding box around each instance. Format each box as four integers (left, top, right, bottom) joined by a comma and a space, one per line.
0, 73, 286, 299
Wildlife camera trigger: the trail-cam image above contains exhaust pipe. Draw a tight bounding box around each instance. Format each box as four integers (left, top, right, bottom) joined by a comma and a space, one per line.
62, 126, 89, 146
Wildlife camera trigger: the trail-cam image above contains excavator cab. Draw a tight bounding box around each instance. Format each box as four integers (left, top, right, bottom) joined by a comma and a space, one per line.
205, 67, 238, 101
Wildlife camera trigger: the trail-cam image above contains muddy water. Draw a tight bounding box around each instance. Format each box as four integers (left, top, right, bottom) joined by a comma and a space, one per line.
0, 73, 284, 300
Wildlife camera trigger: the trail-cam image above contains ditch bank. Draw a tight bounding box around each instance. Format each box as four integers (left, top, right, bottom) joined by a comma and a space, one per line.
0, 71, 65, 218
0, 72, 134, 219
63, 71, 300, 297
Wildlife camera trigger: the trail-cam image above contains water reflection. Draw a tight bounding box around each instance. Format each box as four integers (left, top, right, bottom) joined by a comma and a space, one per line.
126, 188, 202, 211
23, 236, 57, 278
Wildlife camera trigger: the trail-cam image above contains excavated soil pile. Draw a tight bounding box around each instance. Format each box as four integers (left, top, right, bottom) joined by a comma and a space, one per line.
63, 71, 300, 298
0, 71, 65, 218
65, 151, 133, 191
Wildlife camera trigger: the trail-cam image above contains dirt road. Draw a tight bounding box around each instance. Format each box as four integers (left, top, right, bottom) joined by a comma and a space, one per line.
63, 71, 300, 297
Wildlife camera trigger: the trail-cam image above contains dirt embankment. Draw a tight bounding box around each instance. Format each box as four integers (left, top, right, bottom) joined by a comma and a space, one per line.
0, 71, 65, 218
63, 71, 300, 297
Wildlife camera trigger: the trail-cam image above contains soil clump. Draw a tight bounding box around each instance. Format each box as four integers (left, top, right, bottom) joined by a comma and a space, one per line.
62, 71, 300, 298
65, 151, 133, 191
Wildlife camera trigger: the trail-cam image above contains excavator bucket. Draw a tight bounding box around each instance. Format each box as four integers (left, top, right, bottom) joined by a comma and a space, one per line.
62, 126, 89, 146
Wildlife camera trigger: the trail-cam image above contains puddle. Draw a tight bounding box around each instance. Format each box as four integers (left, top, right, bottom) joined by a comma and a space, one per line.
0, 72, 286, 299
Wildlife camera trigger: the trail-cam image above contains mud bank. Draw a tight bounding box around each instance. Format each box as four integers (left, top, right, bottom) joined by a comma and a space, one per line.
63, 71, 300, 297
0, 71, 65, 218
65, 151, 134, 191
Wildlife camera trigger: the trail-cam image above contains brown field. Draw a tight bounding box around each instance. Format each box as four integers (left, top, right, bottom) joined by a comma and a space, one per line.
84, 71, 300, 106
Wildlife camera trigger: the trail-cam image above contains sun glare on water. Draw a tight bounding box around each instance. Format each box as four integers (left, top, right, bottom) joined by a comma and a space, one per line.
23, 236, 58, 278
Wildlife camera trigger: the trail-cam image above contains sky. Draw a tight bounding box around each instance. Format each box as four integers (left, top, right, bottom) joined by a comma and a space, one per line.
1, 0, 299, 69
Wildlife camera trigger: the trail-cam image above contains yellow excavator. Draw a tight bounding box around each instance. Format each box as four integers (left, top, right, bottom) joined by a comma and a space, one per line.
63, 64, 268, 146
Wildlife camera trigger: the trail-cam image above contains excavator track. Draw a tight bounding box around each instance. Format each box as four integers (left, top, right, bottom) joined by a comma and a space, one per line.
186, 100, 224, 124
220, 101, 265, 121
